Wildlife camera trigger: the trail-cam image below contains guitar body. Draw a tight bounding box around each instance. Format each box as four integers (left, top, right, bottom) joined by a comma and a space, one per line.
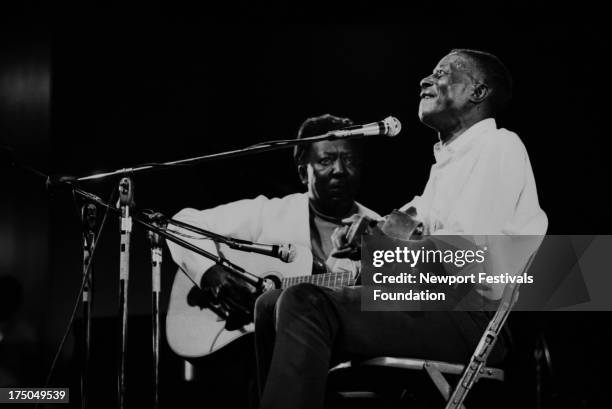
166, 244, 314, 359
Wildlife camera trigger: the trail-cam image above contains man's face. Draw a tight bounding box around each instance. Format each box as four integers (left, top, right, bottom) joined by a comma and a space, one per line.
418, 53, 481, 129
299, 139, 361, 215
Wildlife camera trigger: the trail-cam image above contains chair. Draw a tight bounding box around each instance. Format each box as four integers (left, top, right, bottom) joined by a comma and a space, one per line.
331, 254, 535, 409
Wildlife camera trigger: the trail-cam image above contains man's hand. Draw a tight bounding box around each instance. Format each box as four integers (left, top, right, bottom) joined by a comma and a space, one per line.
330, 214, 382, 260
330, 209, 423, 260
188, 264, 258, 330
379, 208, 424, 240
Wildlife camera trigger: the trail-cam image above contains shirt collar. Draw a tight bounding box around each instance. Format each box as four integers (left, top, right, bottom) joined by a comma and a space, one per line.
309, 200, 358, 223
433, 118, 497, 163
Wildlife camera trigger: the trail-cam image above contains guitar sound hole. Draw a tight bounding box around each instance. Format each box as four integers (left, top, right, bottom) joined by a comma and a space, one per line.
187, 285, 210, 309
264, 275, 282, 290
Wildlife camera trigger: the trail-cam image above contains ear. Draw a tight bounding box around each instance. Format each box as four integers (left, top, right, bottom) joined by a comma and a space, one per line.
297, 163, 308, 186
470, 83, 489, 104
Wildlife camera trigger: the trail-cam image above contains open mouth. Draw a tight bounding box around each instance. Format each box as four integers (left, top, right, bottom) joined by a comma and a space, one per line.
420, 92, 436, 100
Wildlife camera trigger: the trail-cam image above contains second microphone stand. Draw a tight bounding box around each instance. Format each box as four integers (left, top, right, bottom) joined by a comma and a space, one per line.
117, 177, 134, 409
147, 214, 166, 409
80, 203, 97, 409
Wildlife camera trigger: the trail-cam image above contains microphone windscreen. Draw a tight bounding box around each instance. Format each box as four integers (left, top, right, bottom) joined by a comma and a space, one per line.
280, 244, 297, 263
384, 116, 402, 137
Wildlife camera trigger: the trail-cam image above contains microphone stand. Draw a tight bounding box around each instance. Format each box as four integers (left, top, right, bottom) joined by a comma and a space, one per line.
72, 187, 264, 290
117, 177, 134, 409
6, 125, 384, 408
146, 214, 165, 409
167, 215, 282, 255
80, 203, 97, 409
32, 123, 388, 407
73, 126, 376, 183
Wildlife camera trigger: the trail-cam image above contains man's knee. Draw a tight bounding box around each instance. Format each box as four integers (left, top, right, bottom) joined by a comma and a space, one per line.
254, 289, 281, 325
276, 283, 330, 315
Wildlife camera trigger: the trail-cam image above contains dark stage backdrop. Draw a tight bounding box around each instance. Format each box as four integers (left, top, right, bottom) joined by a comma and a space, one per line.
1, 2, 610, 408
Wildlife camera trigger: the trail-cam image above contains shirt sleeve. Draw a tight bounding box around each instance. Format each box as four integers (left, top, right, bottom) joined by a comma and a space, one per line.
165, 195, 268, 284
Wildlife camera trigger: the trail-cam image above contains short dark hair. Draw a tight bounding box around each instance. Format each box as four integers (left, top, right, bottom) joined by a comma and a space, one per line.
450, 49, 513, 114
293, 114, 355, 165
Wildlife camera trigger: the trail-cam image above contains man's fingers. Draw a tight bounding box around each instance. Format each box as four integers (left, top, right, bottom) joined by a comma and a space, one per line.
331, 225, 349, 249
330, 245, 357, 259
341, 214, 363, 225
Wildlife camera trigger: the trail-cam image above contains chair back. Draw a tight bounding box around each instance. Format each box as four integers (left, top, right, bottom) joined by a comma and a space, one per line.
487, 252, 536, 336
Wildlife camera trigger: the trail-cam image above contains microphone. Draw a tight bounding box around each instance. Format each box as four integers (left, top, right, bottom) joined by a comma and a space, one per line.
82, 203, 98, 232
329, 116, 401, 138
226, 241, 296, 263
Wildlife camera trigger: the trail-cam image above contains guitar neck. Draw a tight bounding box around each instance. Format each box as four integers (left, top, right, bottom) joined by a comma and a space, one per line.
280, 271, 356, 290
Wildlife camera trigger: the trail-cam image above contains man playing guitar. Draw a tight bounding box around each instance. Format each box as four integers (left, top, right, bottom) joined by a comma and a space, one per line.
165, 114, 380, 407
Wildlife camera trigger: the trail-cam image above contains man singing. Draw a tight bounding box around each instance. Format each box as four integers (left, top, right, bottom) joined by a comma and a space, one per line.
253, 49, 548, 409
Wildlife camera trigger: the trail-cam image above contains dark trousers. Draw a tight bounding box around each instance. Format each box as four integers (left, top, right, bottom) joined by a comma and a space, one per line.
254, 283, 506, 409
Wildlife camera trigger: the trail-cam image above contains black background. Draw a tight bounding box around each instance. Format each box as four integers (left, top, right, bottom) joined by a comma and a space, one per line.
1, 1, 611, 408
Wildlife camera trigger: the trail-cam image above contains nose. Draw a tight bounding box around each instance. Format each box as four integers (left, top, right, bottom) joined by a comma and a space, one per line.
420, 75, 434, 90
331, 158, 347, 175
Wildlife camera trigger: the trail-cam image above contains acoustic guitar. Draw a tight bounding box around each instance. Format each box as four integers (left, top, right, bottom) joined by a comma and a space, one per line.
166, 243, 358, 358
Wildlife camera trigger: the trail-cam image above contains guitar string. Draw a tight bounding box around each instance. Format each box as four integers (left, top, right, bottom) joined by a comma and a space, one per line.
282, 271, 354, 289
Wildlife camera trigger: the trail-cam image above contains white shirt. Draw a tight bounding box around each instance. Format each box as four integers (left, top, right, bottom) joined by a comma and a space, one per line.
401, 118, 548, 236
401, 119, 548, 300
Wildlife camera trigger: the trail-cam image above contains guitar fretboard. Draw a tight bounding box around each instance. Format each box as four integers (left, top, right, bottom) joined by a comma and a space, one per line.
280, 271, 355, 289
